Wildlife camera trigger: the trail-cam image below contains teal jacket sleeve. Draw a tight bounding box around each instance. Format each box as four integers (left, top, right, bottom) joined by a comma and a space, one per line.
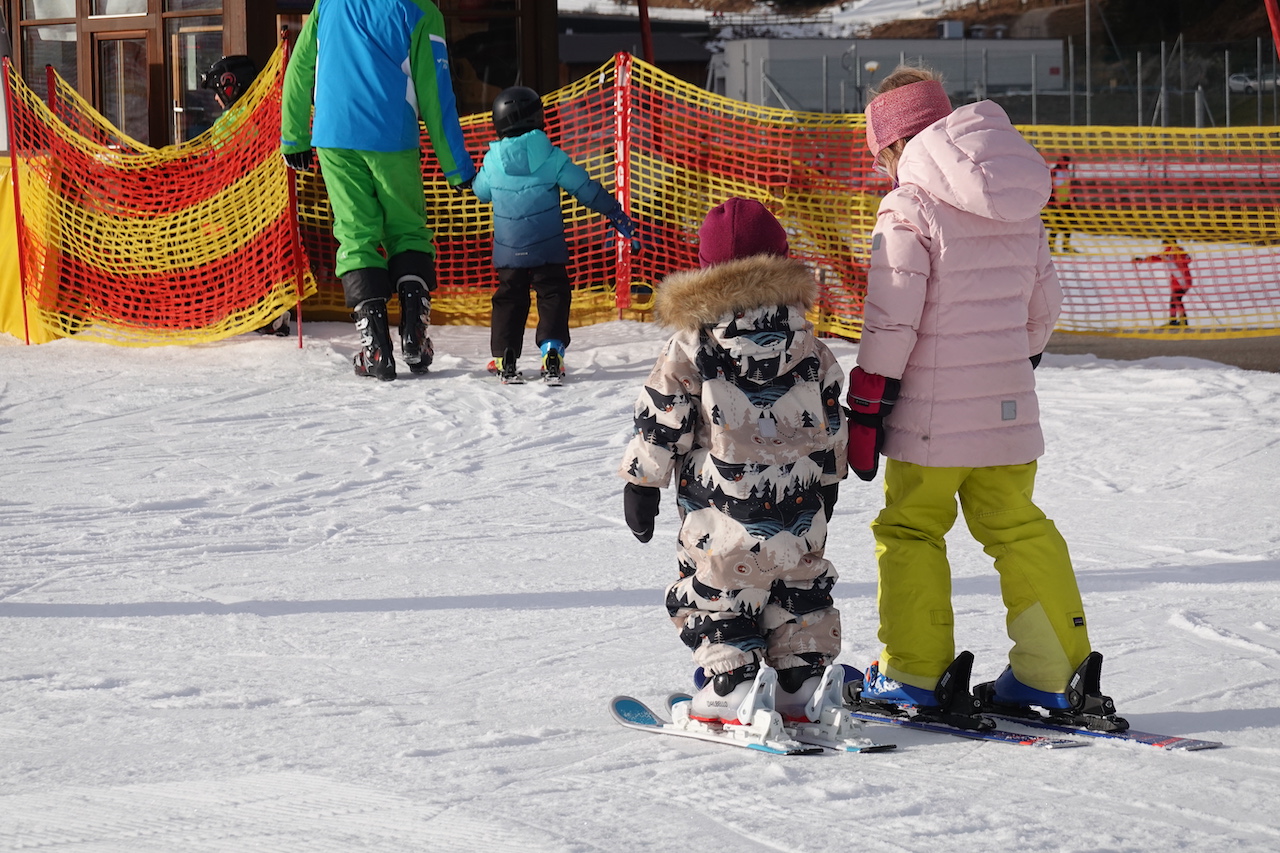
556, 153, 620, 216
409, 3, 476, 185
280, 9, 319, 153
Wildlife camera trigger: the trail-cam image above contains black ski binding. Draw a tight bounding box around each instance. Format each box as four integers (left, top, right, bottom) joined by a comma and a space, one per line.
844, 651, 995, 732
975, 652, 1130, 733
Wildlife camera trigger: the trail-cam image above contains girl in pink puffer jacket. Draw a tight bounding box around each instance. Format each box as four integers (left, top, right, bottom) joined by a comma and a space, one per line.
848, 66, 1120, 726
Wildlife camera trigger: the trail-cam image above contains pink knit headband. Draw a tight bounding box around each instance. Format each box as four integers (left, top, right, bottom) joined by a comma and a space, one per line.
865, 79, 954, 158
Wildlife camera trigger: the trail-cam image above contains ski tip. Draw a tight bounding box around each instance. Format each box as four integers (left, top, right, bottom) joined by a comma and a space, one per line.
610, 695, 664, 728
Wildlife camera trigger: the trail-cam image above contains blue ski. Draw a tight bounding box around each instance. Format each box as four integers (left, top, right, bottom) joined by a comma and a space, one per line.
844, 706, 1086, 748
983, 712, 1223, 750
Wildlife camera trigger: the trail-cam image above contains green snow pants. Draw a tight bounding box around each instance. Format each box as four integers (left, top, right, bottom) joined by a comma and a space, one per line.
871, 459, 1092, 694
317, 147, 436, 279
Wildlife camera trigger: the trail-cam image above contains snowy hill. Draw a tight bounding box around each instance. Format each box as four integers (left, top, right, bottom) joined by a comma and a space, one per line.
2, 321, 1280, 850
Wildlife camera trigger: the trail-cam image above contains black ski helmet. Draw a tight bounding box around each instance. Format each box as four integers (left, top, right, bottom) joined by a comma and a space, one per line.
491, 86, 544, 138
200, 55, 258, 107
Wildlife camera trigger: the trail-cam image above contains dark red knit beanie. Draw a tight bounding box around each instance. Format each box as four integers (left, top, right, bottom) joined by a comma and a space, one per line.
697, 197, 789, 268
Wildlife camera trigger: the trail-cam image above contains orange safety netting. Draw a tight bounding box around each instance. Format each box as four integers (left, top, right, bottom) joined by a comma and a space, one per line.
6, 50, 1280, 345
2, 47, 314, 345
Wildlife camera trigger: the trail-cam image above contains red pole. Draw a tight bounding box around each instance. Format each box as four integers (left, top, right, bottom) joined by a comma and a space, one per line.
281, 33, 307, 349
612, 53, 635, 316
637, 0, 654, 66
4, 58, 34, 345
1266, 0, 1280, 63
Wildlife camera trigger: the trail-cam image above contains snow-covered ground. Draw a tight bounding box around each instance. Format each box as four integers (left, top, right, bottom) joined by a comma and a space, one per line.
3, 319, 1280, 851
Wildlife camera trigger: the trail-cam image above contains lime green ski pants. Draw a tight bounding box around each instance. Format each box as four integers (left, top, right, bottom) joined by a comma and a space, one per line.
316, 148, 436, 277
871, 459, 1092, 694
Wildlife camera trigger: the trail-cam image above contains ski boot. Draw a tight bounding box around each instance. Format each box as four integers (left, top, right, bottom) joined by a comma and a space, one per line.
540, 339, 566, 386
775, 660, 829, 724
777, 662, 890, 751
255, 310, 291, 337
687, 661, 770, 724
845, 651, 992, 731
974, 652, 1128, 733
352, 298, 396, 381
397, 282, 433, 374
495, 347, 524, 385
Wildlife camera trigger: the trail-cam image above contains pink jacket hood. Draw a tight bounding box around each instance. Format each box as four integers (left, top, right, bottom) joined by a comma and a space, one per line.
897, 100, 1051, 222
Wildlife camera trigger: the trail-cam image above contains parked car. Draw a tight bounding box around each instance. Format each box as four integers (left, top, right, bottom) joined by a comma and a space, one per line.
1228, 73, 1277, 94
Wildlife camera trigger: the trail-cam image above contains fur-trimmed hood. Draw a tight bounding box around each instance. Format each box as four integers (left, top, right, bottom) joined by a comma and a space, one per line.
655, 255, 821, 386
654, 255, 818, 332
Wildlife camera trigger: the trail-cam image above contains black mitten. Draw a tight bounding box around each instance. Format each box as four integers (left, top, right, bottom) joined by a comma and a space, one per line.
282, 149, 315, 171
623, 483, 661, 543
820, 483, 839, 521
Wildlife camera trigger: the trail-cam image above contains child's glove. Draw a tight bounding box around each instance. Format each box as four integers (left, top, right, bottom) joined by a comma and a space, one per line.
452, 175, 475, 194
846, 367, 900, 482
623, 483, 660, 542
606, 208, 642, 252
282, 149, 315, 172
1030, 352, 1043, 370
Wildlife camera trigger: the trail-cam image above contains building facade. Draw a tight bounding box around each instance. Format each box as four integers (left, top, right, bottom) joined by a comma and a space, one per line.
1, 1, 556, 147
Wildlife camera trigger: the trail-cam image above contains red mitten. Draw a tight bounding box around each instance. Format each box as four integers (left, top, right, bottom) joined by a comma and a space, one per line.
846, 367, 900, 482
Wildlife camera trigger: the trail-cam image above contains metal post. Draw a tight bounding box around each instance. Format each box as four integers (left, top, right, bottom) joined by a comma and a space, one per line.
1161, 41, 1169, 127
1225, 49, 1231, 128
1259, 36, 1265, 125
981, 47, 988, 100
1085, 0, 1092, 125
1068, 36, 1075, 124
1137, 51, 1143, 125
822, 55, 828, 112
1032, 52, 1038, 124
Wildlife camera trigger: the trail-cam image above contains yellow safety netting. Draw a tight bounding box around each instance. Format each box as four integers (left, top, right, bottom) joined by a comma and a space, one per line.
5, 51, 1279, 345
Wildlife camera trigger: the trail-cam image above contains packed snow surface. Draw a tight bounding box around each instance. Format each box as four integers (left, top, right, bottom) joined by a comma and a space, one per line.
3, 320, 1280, 851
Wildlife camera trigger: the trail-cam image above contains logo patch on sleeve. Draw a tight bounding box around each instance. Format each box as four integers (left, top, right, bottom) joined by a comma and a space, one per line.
1001, 400, 1017, 421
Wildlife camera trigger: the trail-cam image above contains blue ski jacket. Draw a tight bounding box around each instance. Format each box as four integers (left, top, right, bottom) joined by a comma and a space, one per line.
280, 0, 474, 184
472, 129, 621, 268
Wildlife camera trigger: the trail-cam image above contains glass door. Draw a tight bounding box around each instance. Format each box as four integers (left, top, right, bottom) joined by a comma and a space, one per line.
167, 15, 223, 141
94, 31, 151, 145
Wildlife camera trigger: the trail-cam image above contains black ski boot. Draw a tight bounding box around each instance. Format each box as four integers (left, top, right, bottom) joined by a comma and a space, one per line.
497, 346, 524, 385
390, 251, 437, 375
352, 298, 396, 381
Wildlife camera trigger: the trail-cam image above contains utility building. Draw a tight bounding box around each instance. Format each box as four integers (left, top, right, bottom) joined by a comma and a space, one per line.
710, 37, 1065, 113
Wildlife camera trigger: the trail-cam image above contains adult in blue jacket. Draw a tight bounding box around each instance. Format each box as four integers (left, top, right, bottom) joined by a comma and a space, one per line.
472, 87, 636, 384
281, 0, 476, 381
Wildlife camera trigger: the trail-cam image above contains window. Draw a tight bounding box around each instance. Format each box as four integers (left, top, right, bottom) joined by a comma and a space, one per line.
22, 22, 76, 102
166, 13, 223, 141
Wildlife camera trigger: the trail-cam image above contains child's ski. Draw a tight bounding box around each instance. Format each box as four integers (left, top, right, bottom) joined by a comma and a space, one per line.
609, 695, 822, 755
843, 706, 1086, 748
666, 692, 896, 753
982, 712, 1223, 750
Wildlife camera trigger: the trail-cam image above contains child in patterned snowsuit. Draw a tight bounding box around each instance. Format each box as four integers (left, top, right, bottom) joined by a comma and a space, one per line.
618, 197, 848, 724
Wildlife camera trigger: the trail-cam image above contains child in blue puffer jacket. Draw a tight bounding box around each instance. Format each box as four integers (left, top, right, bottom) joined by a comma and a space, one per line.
472, 86, 638, 385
